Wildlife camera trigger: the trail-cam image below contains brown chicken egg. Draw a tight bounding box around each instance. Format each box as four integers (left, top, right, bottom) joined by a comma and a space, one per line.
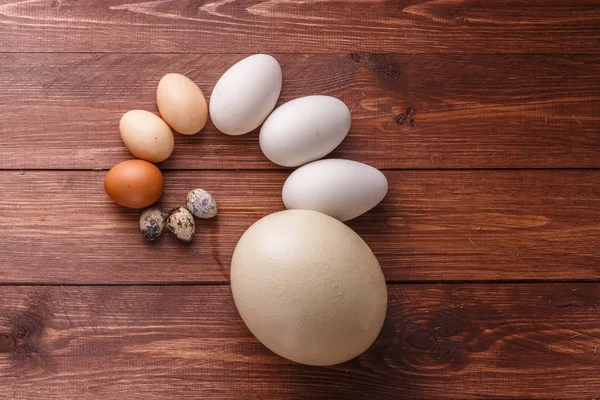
104, 160, 164, 209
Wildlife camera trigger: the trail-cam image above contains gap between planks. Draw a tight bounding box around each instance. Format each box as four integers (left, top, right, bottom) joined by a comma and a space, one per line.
3, 279, 600, 287
2, 52, 600, 55
3, 168, 600, 172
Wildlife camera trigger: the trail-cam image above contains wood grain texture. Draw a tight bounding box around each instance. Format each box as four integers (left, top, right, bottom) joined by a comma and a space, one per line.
1, 284, 599, 400
0, 0, 599, 54
1, 0, 599, 396
0, 170, 598, 284
1, 53, 599, 170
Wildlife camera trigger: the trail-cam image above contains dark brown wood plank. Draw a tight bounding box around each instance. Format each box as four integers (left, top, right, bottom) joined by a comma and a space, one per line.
0, 0, 599, 53
0, 169, 598, 284
1, 54, 599, 170
1, 283, 599, 399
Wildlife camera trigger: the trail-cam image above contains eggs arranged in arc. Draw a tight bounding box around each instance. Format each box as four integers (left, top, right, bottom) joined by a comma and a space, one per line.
282, 159, 388, 222
119, 110, 174, 163
157, 73, 208, 135
104, 159, 164, 209
210, 54, 282, 136
230, 210, 388, 366
104, 54, 390, 365
260, 95, 351, 167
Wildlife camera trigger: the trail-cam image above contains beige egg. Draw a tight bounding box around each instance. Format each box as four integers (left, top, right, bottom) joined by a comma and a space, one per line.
230, 210, 388, 366
157, 73, 208, 135
119, 110, 174, 163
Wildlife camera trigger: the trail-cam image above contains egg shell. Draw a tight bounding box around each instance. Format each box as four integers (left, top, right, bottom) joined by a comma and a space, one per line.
282, 159, 388, 222
209, 54, 282, 136
230, 209, 387, 366
186, 189, 218, 219
119, 110, 174, 163
167, 207, 195, 242
259, 96, 351, 167
139, 206, 166, 241
157, 73, 208, 135
104, 160, 164, 209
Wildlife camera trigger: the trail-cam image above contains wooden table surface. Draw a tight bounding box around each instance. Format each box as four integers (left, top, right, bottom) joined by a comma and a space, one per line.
1, 1, 599, 399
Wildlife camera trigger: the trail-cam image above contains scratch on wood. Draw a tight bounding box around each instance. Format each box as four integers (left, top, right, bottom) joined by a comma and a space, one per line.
59, 299, 75, 329
88, 320, 99, 335
570, 333, 583, 339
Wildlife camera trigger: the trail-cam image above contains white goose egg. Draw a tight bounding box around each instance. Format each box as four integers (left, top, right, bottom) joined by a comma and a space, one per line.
282, 159, 388, 221
259, 95, 351, 167
209, 54, 282, 136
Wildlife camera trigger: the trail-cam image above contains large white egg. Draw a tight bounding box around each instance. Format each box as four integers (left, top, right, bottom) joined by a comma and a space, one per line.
230, 210, 387, 366
209, 54, 282, 135
283, 159, 388, 221
259, 95, 351, 167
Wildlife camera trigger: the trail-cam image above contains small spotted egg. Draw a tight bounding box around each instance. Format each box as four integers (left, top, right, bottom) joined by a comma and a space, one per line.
167, 207, 195, 242
186, 189, 218, 219
139, 206, 166, 241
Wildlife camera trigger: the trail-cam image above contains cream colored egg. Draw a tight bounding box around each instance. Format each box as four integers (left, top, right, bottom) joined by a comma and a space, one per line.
157, 73, 208, 135
119, 110, 174, 163
230, 210, 387, 366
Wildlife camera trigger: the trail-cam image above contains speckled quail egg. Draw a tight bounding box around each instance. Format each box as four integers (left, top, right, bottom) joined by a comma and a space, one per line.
186, 189, 218, 219
167, 207, 195, 242
139, 206, 166, 241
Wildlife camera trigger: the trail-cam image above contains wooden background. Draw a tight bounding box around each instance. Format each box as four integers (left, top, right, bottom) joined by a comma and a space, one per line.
0, 1, 599, 399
